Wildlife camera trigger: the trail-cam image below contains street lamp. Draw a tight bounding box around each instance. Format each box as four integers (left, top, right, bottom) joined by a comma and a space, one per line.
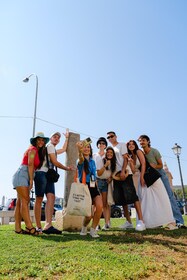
172, 143, 187, 215
23, 73, 38, 137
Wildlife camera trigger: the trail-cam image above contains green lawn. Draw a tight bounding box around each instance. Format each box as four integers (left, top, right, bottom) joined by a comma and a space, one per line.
0, 217, 186, 280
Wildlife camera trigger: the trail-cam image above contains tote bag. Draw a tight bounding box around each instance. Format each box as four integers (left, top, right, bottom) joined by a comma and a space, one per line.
66, 170, 92, 217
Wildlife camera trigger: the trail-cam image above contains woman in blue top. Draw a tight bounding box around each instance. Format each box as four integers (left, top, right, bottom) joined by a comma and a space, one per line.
76, 141, 103, 238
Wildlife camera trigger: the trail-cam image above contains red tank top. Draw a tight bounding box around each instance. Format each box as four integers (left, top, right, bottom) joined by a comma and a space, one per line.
21, 146, 40, 170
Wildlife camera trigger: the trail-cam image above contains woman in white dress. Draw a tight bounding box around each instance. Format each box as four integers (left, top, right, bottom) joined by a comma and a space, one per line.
126, 140, 175, 229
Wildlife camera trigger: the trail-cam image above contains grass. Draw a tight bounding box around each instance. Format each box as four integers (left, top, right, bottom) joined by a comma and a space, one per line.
0, 217, 186, 280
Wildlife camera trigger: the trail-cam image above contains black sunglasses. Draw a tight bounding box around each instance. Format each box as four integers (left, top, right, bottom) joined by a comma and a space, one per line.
107, 135, 115, 139
99, 142, 106, 145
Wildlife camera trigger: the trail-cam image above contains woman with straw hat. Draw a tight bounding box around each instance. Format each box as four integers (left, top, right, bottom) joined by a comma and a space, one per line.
12, 132, 49, 235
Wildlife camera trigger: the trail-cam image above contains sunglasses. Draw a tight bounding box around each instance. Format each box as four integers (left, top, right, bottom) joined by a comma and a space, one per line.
99, 142, 106, 145
107, 135, 115, 139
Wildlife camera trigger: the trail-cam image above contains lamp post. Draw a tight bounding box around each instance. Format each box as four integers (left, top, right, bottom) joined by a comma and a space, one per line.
172, 143, 187, 215
23, 73, 38, 137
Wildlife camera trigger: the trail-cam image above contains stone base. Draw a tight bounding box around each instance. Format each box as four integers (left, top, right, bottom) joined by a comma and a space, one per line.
55, 210, 84, 231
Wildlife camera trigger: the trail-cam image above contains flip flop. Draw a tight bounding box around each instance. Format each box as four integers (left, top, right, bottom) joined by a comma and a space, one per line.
42, 226, 62, 234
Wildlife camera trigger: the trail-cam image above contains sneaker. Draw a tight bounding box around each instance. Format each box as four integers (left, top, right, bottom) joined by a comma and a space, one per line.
80, 226, 87, 236
36, 227, 43, 234
135, 220, 146, 231
102, 224, 110, 231
177, 223, 187, 229
90, 227, 100, 238
96, 225, 101, 231
119, 221, 134, 229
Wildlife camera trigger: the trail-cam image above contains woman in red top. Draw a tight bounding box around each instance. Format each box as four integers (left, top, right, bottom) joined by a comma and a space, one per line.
12, 132, 49, 235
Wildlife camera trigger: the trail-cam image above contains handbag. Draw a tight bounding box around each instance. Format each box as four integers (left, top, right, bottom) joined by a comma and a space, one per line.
66, 169, 92, 217
46, 149, 60, 183
137, 152, 161, 187
143, 163, 161, 187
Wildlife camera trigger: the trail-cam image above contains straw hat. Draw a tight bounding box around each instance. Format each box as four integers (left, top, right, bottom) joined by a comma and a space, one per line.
30, 132, 49, 145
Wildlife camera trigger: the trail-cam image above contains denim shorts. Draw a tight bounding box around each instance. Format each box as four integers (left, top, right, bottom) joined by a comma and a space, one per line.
97, 178, 108, 193
34, 171, 55, 197
12, 165, 30, 189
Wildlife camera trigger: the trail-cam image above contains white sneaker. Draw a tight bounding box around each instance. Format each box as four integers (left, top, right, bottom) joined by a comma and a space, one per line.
102, 224, 110, 231
135, 220, 146, 231
90, 228, 100, 238
80, 226, 87, 236
96, 225, 101, 231
119, 221, 134, 229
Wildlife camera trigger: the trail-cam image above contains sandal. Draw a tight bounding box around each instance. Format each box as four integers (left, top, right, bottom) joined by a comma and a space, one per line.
15, 229, 28, 234
164, 223, 178, 230
25, 227, 39, 235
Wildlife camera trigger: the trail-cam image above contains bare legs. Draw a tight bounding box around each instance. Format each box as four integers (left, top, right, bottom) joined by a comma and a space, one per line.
43, 193, 55, 230
134, 201, 143, 221
101, 192, 110, 226
82, 195, 103, 230
123, 204, 132, 223
15, 186, 34, 231
34, 196, 43, 229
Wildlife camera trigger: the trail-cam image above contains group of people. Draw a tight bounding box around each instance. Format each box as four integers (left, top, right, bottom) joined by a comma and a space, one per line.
12, 129, 185, 237
12, 130, 73, 235
76, 131, 185, 238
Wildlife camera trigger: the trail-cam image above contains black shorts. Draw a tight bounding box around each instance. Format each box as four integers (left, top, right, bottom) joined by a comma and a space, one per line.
87, 182, 100, 203
113, 175, 139, 205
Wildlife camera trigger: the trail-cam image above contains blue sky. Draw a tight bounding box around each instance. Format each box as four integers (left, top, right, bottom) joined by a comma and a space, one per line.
1, 0, 187, 203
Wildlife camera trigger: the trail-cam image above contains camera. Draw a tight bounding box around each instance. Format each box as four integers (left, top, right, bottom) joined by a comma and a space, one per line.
82, 137, 92, 147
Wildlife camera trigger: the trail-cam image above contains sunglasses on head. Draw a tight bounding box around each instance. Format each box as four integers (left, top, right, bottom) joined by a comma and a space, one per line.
107, 135, 115, 139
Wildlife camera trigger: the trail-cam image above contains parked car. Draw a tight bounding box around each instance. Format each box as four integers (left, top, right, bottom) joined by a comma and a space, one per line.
111, 205, 123, 218
3, 198, 62, 221
3, 198, 34, 211
41, 201, 62, 220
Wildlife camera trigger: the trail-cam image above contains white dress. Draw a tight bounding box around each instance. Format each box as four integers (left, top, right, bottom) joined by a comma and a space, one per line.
137, 158, 175, 228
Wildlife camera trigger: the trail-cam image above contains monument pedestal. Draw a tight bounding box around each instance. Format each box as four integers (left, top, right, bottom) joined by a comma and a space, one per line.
55, 210, 84, 231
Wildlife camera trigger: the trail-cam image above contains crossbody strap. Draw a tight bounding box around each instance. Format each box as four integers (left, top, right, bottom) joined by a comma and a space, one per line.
45, 148, 58, 172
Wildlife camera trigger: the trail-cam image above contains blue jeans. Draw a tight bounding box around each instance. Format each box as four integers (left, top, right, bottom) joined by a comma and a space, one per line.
34, 171, 55, 197
158, 169, 184, 225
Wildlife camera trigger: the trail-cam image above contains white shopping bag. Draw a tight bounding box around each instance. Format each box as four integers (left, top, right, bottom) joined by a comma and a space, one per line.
66, 181, 92, 217
107, 181, 115, 206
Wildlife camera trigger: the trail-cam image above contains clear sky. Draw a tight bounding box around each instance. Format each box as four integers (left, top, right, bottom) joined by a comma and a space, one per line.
1, 0, 187, 203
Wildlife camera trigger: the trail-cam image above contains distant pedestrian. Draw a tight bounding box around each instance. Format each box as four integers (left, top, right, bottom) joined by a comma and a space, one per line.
12, 132, 49, 235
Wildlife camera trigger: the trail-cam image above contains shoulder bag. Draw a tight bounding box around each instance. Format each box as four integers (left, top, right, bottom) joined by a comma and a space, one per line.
138, 152, 161, 187
46, 149, 60, 183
